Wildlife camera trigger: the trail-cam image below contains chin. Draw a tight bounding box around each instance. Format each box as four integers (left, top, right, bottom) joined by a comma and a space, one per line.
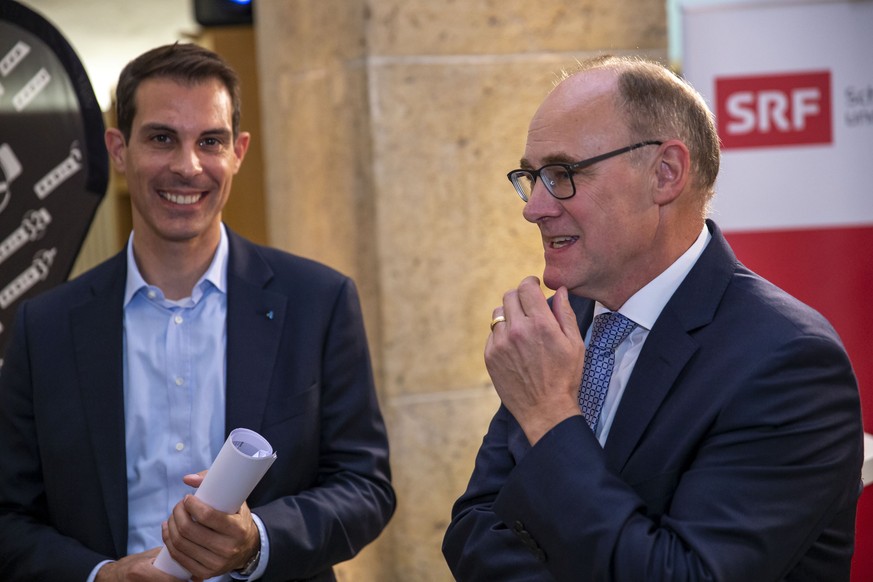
542, 267, 587, 296
541, 270, 563, 292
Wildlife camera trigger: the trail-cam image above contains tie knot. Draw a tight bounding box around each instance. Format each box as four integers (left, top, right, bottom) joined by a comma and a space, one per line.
589, 312, 636, 352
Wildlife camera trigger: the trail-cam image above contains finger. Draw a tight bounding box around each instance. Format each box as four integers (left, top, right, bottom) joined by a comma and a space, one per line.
501, 287, 523, 324
490, 306, 507, 333
551, 287, 581, 340
183, 495, 221, 528
516, 276, 551, 318
164, 513, 213, 578
167, 497, 207, 544
183, 471, 206, 488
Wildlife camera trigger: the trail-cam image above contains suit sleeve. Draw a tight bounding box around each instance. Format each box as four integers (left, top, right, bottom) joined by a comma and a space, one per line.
254, 277, 396, 581
0, 302, 109, 581
443, 404, 561, 581
446, 332, 862, 582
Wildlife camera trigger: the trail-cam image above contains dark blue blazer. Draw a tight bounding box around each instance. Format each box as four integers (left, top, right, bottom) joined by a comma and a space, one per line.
0, 229, 395, 581
443, 220, 863, 581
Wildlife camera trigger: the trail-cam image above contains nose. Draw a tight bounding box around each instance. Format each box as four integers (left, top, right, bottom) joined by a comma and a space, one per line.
522, 178, 562, 223
169, 145, 203, 178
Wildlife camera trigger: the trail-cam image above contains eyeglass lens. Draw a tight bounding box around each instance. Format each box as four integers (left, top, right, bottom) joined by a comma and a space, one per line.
512, 165, 574, 201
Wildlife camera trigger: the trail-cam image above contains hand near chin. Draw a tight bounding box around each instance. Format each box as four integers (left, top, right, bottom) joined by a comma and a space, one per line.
486, 276, 586, 445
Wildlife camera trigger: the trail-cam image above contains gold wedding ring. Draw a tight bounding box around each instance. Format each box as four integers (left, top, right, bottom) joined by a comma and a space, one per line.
490, 315, 506, 331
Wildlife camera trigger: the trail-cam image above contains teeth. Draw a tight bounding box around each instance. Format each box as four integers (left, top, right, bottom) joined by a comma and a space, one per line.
551, 236, 577, 249
160, 191, 201, 205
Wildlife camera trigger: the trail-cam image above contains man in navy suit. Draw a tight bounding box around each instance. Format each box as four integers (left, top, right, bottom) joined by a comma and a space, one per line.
0, 43, 394, 581
443, 55, 862, 580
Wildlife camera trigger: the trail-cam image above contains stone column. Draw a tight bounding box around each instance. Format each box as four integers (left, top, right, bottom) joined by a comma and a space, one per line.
255, 1, 666, 579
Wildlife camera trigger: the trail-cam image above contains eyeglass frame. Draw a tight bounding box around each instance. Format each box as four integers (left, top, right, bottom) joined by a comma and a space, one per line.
507, 140, 664, 202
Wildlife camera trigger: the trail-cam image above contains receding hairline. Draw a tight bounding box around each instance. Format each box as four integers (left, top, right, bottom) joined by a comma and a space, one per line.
557, 54, 677, 84
548, 54, 721, 197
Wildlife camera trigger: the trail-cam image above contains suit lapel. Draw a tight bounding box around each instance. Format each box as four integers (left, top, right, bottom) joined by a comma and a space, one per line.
602, 220, 737, 473
224, 231, 288, 435
70, 253, 128, 557
60, 232, 290, 555
602, 310, 699, 472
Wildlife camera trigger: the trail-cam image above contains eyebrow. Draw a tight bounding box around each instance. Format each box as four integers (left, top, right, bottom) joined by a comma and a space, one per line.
519, 152, 580, 169
140, 122, 178, 135
201, 128, 233, 140
140, 123, 232, 141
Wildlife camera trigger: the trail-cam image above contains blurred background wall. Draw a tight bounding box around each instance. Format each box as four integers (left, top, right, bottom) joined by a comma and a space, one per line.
19, 1, 813, 580
251, 3, 665, 579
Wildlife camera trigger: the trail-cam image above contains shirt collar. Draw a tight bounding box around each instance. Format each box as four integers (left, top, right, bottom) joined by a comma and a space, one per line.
595, 223, 711, 330
124, 224, 229, 307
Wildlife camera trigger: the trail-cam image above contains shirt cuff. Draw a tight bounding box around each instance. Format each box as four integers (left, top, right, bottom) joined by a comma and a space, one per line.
229, 513, 269, 580
86, 559, 114, 582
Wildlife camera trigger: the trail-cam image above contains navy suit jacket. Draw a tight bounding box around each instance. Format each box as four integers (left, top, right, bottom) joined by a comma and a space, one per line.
443, 221, 863, 581
0, 229, 395, 581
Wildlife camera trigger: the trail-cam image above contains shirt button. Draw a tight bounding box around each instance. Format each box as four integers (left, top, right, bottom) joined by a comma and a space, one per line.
174, 315, 183, 324
147, 290, 156, 299
175, 377, 184, 386
175, 442, 185, 452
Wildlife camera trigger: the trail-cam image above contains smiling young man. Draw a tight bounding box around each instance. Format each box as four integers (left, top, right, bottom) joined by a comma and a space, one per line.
107, 74, 247, 300
443, 55, 862, 581
0, 43, 394, 582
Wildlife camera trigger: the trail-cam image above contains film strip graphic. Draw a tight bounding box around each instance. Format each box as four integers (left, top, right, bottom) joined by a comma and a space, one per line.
1, 38, 52, 112
0, 40, 31, 99
13, 67, 50, 111
0, 247, 57, 309
0, 36, 74, 340
35, 143, 83, 199
0, 40, 30, 76
0, 208, 52, 266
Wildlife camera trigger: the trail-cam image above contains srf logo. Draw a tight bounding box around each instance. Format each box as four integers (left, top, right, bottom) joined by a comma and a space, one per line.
715, 71, 832, 149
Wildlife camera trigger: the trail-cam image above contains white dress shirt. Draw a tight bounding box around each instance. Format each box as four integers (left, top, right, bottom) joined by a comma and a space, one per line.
592, 224, 711, 446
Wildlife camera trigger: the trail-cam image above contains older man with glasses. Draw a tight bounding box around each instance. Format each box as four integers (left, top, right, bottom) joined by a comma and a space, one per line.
443, 55, 862, 582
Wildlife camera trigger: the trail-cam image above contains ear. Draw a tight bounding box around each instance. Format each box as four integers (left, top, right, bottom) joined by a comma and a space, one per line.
104, 128, 127, 173
652, 140, 690, 206
232, 131, 251, 173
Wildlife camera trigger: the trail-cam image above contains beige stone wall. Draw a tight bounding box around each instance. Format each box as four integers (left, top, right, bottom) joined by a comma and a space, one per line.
255, 1, 667, 580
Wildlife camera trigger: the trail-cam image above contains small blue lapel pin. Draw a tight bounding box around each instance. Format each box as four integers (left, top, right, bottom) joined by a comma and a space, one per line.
266, 310, 274, 320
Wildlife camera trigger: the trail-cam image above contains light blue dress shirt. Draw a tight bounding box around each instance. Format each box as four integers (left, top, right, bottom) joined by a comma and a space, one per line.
122, 228, 228, 555
88, 225, 268, 581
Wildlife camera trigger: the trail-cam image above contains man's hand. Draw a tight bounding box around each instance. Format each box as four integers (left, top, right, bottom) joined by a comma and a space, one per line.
161, 471, 261, 580
486, 277, 585, 445
95, 547, 182, 581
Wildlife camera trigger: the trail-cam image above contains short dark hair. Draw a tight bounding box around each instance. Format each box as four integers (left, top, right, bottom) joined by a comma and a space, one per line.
114, 43, 242, 141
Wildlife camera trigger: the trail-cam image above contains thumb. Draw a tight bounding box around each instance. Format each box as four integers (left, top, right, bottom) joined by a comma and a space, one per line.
182, 469, 208, 488
551, 287, 580, 339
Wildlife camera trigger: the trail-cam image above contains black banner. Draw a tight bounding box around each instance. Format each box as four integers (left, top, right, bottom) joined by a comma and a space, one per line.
0, 0, 107, 361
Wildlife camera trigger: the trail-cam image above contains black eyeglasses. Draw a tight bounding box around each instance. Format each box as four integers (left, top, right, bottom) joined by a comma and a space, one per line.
507, 140, 663, 201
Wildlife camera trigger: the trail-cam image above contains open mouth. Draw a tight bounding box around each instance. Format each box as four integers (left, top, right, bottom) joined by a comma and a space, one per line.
549, 236, 578, 249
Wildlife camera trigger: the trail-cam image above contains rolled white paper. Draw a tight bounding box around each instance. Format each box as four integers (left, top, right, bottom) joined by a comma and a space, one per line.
154, 428, 277, 579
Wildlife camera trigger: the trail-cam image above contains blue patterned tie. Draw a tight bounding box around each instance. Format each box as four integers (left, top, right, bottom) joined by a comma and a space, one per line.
578, 312, 637, 431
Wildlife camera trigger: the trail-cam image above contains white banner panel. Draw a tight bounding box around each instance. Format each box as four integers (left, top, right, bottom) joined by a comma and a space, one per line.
682, 3, 873, 580
682, 0, 873, 232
